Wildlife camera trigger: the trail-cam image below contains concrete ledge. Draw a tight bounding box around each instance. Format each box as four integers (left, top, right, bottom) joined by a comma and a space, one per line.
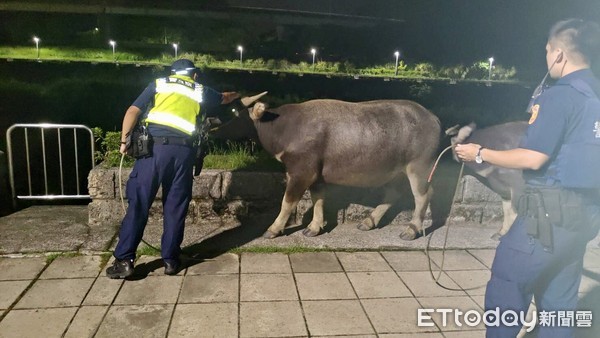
88, 167, 504, 230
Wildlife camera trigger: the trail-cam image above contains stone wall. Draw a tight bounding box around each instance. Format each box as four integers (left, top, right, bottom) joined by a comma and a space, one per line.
88, 167, 504, 228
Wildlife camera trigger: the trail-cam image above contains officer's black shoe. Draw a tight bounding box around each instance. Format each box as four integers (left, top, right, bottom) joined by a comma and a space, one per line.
106, 259, 134, 279
164, 259, 181, 276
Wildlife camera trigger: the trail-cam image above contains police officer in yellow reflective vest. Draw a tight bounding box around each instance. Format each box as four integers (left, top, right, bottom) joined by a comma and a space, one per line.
107, 59, 239, 278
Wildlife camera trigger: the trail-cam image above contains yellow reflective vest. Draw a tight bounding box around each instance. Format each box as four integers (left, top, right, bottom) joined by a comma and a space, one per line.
145, 75, 203, 135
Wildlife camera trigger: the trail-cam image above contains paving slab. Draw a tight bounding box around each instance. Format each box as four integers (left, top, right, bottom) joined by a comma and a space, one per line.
425, 250, 489, 270
241, 253, 291, 274
466, 249, 496, 269
362, 298, 440, 334
113, 276, 182, 305
240, 301, 307, 337
295, 272, 356, 300
0, 280, 30, 309
290, 252, 343, 272
94, 304, 173, 338
64, 305, 108, 338
40, 255, 102, 279
0, 307, 78, 338
170, 303, 238, 337
82, 277, 123, 306
379, 334, 443, 338
347, 272, 413, 298
381, 251, 438, 272
240, 273, 298, 301
444, 331, 487, 338
186, 253, 239, 275
397, 271, 466, 298
14, 278, 95, 308
0, 257, 46, 280
302, 299, 374, 336
336, 251, 392, 272
445, 270, 490, 296
178, 274, 238, 303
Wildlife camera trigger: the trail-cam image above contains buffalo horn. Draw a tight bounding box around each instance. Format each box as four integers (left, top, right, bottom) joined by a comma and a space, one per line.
241, 91, 268, 107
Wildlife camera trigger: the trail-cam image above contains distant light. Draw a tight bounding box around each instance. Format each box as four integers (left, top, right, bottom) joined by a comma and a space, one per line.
33, 36, 40, 59
94, 27, 99, 32
488, 57, 494, 63
394, 51, 400, 57
237, 45, 243, 64
311, 48, 316, 55
109, 40, 116, 47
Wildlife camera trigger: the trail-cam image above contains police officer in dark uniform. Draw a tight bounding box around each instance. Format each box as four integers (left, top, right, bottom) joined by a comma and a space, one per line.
106, 59, 239, 278
456, 19, 600, 337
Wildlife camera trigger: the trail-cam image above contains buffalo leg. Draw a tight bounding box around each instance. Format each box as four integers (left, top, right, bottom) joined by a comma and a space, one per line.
400, 163, 433, 240
263, 173, 316, 239
304, 184, 325, 237
358, 185, 400, 231
493, 198, 517, 240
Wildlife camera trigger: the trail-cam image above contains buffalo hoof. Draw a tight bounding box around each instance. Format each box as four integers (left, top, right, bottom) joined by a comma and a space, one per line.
490, 232, 502, 241
262, 230, 281, 239
357, 217, 376, 231
302, 228, 320, 237
399, 224, 419, 241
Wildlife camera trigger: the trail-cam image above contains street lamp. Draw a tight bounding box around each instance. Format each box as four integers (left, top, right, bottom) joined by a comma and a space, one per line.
310, 48, 316, 71
237, 45, 243, 64
33, 36, 40, 59
394, 51, 400, 76
109, 40, 116, 61
172, 43, 178, 59
488, 57, 494, 81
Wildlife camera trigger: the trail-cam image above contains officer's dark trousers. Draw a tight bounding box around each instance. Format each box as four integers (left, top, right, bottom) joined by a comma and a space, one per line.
485, 204, 600, 338
114, 143, 194, 264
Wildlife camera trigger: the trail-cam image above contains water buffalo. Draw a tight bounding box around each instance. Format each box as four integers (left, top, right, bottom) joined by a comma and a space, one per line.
450, 121, 527, 239
232, 92, 442, 240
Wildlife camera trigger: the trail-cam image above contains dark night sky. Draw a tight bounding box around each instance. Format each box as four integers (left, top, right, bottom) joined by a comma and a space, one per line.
2, 0, 600, 79
221, 0, 600, 77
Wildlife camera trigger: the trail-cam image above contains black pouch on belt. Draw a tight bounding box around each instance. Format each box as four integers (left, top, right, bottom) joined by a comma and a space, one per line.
536, 193, 553, 251
126, 125, 153, 159
519, 189, 554, 251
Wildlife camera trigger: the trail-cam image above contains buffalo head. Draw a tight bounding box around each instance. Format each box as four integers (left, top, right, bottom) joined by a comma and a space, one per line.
208, 91, 268, 141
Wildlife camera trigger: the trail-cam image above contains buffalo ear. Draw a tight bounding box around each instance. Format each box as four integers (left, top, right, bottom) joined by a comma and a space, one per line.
249, 102, 267, 121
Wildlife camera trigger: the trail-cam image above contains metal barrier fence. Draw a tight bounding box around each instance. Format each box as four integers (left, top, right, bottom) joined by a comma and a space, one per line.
6, 124, 95, 206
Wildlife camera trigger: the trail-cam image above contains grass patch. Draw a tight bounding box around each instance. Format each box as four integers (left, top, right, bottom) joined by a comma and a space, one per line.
44, 252, 81, 264
99, 252, 113, 268
0, 46, 519, 82
203, 148, 283, 172
137, 244, 161, 257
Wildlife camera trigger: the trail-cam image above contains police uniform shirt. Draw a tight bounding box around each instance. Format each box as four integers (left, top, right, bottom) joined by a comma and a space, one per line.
131, 81, 224, 138
520, 69, 600, 187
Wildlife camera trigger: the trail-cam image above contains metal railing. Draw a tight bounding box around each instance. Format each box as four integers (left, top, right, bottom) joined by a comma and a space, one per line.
6, 124, 95, 205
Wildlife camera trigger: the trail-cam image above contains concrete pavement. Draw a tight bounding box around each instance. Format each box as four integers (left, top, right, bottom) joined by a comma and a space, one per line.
1, 249, 600, 337
1, 206, 600, 337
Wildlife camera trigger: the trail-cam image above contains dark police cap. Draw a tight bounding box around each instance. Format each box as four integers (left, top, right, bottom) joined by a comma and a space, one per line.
171, 59, 197, 75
